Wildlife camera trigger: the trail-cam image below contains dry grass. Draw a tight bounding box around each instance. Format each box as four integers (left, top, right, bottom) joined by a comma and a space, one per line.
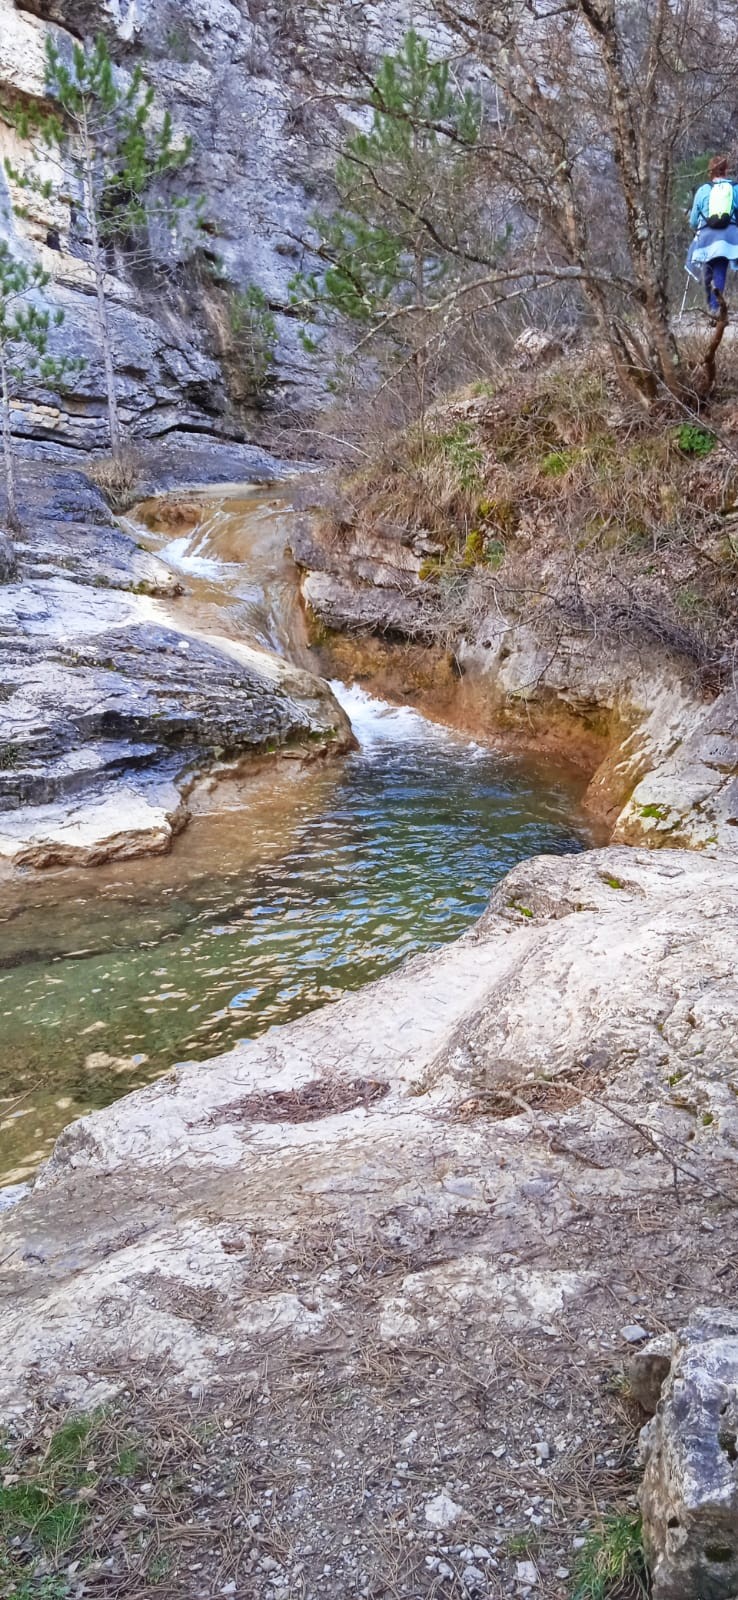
87, 450, 144, 513
321, 347, 738, 686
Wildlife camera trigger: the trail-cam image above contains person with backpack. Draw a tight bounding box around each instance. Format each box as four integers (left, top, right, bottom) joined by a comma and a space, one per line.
687, 155, 738, 318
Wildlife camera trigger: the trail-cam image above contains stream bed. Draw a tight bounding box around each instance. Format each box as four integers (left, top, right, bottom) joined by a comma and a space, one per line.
0, 488, 595, 1184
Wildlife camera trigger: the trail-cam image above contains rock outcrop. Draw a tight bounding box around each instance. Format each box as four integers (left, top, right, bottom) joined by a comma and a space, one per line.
294, 516, 738, 854
0, 845, 736, 1592
0, 460, 351, 867
636, 1310, 738, 1600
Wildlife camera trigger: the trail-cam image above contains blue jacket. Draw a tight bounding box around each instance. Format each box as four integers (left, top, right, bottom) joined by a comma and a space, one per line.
690, 181, 738, 230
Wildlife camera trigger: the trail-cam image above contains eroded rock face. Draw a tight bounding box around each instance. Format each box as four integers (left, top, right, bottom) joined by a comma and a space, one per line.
0, 0, 420, 443
638, 1310, 738, 1600
297, 511, 738, 853
0, 461, 351, 867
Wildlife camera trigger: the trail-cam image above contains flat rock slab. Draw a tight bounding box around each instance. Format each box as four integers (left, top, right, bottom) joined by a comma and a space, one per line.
0, 464, 350, 866
1, 846, 736, 1414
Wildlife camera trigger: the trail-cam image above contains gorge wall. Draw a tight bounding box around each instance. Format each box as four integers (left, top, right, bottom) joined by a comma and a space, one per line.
0, 0, 422, 454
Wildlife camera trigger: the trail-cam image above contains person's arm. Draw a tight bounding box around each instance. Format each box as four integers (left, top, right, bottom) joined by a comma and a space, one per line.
689, 187, 704, 230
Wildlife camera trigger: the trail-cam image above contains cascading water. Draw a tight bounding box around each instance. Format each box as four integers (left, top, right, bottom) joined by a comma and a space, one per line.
0, 487, 595, 1184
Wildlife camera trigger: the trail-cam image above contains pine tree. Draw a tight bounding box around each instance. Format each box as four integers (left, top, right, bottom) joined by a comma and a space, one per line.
6, 34, 197, 461
291, 29, 491, 427
229, 286, 278, 400
0, 242, 81, 532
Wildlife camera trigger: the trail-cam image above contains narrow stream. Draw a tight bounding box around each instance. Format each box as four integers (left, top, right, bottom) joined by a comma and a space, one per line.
0, 487, 595, 1184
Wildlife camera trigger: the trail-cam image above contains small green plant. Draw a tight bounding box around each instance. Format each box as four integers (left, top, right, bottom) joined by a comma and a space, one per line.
675, 423, 715, 458
603, 874, 624, 890
5, 1579, 70, 1600
229, 285, 278, 398
462, 527, 485, 566
165, 24, 195, 62
0, 1409, 152, 1595
116, 1442, 142, 1477
439, 423, 484, 490
46, 1415, 95, 1465
507, 1529, 540, 1557
148, 1550, 172, 1584
541, 446, 577, 477
0, 1414, 97, 1571
639, 802, 668, 821
675, 584, 702, 616
485, 536, 505, 570
571, 1513, 647, 1600
509, 900, 534, 919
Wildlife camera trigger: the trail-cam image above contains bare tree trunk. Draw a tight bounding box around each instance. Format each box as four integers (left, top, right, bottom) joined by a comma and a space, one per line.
578, 0, 685, 396
414, 242, 429, 460
83, 127, 123, 461
0, 351, 19, 533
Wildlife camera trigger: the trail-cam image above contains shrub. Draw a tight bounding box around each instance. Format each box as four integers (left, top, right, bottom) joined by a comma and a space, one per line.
228, 285, 278, 399
571, 1513, 648, 1600
87, 450, 143, 511
676, 423, 716, 457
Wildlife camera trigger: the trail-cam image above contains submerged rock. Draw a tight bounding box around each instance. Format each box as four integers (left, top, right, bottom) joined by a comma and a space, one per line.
639, 1310, 738, 1600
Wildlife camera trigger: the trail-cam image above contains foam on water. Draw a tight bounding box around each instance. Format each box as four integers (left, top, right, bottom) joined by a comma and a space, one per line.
330, 681, 457, 749
159, 531, 230, 579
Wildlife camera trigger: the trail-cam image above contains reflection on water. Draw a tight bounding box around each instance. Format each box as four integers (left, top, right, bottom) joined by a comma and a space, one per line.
0, 490, 595, 1183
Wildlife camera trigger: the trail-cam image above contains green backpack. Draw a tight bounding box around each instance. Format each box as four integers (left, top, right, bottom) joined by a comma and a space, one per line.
707, 179, 734, 229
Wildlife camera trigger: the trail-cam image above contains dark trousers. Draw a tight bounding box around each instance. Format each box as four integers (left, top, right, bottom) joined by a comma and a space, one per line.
705, 257, 729, 313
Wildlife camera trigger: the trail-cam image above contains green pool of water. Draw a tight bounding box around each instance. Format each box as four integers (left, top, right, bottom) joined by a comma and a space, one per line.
0, 686, 594, 1185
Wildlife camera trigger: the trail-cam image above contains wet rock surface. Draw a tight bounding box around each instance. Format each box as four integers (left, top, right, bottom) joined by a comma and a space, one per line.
0, 462, 351, 867
638, 1310, 738, 1600
0, 847, 736, 1594
297, 510, 738, 853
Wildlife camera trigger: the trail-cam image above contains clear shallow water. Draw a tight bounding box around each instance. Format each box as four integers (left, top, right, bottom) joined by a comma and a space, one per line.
0, 493, 594, 1183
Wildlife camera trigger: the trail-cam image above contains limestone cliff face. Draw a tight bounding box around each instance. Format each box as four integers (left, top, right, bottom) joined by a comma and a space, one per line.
0, 0, 417, 453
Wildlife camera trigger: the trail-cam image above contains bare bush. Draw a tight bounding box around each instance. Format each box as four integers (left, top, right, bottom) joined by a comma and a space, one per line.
87, 449, 143, 512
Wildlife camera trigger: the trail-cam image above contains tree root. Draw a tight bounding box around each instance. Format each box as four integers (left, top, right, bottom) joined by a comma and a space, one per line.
691, 290, 729, 401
